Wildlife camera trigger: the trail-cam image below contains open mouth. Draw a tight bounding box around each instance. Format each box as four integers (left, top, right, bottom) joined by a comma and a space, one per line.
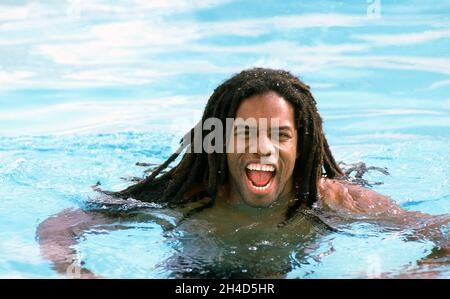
245, 163, 276, 193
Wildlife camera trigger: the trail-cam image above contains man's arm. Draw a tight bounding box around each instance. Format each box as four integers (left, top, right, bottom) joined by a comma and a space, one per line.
319, 178, 449, 244
319, 178, 419, 217
36, 208, 119, 278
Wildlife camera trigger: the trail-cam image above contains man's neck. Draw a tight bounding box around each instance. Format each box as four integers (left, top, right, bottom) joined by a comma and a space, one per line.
215, 182, 296, 222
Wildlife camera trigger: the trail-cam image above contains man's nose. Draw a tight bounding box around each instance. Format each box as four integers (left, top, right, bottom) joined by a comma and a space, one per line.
257, 133, 275, 156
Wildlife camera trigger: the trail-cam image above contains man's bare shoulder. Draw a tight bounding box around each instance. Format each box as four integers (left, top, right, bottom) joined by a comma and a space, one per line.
318, 178, 406, 215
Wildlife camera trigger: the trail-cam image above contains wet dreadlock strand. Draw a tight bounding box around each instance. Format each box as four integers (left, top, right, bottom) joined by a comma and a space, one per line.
104, 148, 182, 199
101, 67, 343, 222
283, 79, 331, 217
307, 101, 324, 206
161, 152, 196, 201
322, 136, 344, 178
206, 87, 233, 195
207, 154, 217, 196
285, 100, 316, 218
171, 154, 207, 203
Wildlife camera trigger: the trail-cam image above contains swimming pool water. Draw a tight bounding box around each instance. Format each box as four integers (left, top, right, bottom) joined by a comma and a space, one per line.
1, 103, 449, 278
1, 0, 450, 279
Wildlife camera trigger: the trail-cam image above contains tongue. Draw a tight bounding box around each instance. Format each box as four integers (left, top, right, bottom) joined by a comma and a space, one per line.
246, 170, 274, 187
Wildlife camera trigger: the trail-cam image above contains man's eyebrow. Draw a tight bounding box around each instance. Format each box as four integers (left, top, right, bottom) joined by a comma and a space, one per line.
272, 126, 293, 131
234, 125, 257, 129
234, 125, 293, 131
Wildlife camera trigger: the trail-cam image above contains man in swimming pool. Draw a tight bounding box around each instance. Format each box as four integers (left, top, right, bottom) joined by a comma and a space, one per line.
96, 68, 413, 218
37, 68, 449, 278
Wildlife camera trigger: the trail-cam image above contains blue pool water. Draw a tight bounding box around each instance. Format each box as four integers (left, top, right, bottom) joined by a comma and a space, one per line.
1, 0, 450, 278
1, 103, 449, 278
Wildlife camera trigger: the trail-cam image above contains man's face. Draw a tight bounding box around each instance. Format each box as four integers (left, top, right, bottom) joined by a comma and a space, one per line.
226, 91, 298, 208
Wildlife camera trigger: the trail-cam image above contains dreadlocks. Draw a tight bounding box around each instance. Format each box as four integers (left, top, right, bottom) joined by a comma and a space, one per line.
102, 68, 344, 219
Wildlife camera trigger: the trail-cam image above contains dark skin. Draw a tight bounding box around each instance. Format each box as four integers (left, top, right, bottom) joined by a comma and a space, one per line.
37, 91, 449, 278
224, 92, 297, 210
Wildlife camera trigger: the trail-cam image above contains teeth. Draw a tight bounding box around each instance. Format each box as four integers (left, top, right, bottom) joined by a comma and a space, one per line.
252, 181, 271, 190
246, 163, 275, 172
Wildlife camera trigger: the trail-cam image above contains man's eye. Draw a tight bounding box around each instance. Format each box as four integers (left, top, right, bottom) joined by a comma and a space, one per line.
273, 132, 291, 138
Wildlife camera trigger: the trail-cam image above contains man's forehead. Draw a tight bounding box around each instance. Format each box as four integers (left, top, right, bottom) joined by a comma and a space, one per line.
236, 108, 294, 119
233, 119, 293, 129
235, 93, 296, 124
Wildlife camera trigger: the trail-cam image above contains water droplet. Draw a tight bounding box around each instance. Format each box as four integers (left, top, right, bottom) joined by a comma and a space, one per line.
260, 240, 271, 246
